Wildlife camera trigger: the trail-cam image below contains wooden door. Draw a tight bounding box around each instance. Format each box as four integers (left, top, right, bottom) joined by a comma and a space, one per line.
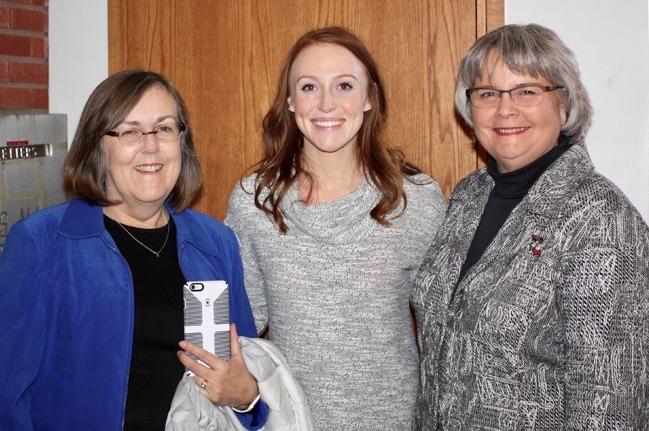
109, 0, 503, 220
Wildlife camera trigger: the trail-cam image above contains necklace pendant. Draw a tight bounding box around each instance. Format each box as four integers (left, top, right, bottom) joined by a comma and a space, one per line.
115, 220, 170, 257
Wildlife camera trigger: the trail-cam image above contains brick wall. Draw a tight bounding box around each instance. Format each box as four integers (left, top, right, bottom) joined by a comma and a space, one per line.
0, 0, 48, 113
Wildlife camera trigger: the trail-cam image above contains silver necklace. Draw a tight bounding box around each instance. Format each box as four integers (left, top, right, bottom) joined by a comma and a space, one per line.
116, 221, 170, 258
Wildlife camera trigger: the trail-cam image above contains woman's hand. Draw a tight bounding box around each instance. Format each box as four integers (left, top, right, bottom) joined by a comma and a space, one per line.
177, 323, 259, 410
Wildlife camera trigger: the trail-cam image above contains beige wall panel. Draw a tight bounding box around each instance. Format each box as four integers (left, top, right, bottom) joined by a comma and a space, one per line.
109, 0, 503, 220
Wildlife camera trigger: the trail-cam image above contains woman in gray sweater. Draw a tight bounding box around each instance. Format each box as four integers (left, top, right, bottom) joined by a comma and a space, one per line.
226, 27, 446, 429
412, 24, 649, 430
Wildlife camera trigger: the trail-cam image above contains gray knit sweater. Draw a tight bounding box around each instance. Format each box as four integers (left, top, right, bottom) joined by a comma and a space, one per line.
412, 142, 649, 430
226, 173, 446, 430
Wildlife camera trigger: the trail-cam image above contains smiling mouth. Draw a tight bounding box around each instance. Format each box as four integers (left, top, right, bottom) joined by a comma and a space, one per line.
135, 164, 163, 173
495, 127, 528, 135
312, 119, 344, 127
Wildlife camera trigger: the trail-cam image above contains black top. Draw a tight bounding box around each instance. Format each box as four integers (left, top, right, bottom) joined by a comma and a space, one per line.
457, 135, 571, 283
104, 215, 186, 431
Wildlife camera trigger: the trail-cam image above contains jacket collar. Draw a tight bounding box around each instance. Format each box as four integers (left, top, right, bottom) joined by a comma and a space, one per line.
59, 199, 104, 238
523, 140, 594, 219
58, 199, 222, 257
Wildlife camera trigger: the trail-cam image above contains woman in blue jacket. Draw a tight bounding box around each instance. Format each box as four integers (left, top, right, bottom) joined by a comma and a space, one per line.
0, 70, 267, 430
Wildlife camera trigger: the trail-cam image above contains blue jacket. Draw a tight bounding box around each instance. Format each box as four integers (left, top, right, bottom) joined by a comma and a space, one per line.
0, 199, 267, 430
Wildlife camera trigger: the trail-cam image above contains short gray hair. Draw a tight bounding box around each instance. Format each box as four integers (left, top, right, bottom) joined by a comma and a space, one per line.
454, 23, 592, 143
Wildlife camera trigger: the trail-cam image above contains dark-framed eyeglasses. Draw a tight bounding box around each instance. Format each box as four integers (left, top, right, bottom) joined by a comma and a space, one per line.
466, 85, 564, 108
105, 122, 186, 145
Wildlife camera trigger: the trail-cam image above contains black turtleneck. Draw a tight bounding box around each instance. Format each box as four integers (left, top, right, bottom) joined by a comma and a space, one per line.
457, 134, 571, 283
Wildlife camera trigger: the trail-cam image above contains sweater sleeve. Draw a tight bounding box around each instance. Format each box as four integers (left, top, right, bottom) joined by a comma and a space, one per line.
225, 182, 269, 335
224, 226, 258, 340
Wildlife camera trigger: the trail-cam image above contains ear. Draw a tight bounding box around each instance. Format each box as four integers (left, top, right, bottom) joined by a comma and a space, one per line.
287, 96, 295, 113
363, 98, 372, 112
559, 102, 567, 125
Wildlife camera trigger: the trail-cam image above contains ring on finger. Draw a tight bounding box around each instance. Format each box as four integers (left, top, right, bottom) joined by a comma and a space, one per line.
199, 378, 208, 389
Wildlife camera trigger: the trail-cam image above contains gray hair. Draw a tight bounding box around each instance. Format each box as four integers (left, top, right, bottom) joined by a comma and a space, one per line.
454, 23, 592, 143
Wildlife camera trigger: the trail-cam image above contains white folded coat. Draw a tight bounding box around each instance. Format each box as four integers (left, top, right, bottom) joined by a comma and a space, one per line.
166, 337, 313, 431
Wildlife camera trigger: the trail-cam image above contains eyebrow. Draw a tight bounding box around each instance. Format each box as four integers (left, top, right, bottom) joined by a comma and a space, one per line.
119, 115, 177, 126
296, 73, 360, 82
473, 82, 547, 89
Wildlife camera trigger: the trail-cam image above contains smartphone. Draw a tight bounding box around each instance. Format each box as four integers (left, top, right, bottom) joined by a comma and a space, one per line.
183, 280, 231, 372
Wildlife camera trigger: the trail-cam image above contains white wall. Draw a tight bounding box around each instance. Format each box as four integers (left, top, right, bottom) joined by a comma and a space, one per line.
49, 0, 108, 147
49, 1, 649, 222
506, 0, 649, 222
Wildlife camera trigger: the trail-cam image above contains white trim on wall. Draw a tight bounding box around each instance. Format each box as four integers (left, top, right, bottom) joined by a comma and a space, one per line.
49, 0, 109, 147
506, 0, 649, 222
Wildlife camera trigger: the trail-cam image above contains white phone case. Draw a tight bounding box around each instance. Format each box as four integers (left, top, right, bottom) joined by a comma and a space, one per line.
183, 280, 230, 373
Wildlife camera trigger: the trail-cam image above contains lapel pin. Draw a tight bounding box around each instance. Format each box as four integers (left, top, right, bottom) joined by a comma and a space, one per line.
529, 234, 544, 256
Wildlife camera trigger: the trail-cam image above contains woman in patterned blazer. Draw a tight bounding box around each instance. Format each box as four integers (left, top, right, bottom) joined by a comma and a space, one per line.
412, 23, 649, 430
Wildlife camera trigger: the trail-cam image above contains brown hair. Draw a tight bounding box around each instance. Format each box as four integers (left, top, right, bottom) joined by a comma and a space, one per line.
63, 69, 202, 212
253, 26, 421, 233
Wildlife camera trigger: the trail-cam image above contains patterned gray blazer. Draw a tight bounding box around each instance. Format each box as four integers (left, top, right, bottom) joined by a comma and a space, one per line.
412, 142, 649, 430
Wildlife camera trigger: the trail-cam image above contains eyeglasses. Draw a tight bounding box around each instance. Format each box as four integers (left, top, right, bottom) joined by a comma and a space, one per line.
105, 122, 186, 145
466, 85, 564, 108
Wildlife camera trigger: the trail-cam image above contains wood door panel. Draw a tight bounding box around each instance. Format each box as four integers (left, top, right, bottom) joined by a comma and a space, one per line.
109, 0, 503, 220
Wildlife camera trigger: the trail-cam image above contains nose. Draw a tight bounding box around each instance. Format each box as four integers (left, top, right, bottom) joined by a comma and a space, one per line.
318, 91, 335, 113
140, 131, 160, 153
495, 91, 518, 117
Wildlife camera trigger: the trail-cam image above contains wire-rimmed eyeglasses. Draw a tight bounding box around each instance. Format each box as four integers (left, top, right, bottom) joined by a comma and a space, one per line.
466, 85, 564, 108
105, 122, 186, 145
